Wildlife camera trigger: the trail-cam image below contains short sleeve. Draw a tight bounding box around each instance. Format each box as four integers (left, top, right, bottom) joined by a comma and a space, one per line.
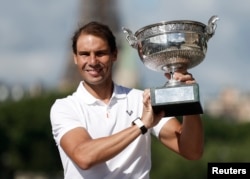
151, 117, 172, 138
50, 99, 85, 145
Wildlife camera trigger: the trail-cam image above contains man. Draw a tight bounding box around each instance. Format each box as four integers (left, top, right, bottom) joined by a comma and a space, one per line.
50, 21, 203, 179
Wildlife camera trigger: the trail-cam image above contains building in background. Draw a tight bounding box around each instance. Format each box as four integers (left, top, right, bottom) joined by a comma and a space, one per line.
205, 88, 250, 122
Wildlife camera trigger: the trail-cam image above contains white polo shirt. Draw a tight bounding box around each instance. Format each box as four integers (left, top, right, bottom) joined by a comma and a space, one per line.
50, 82, 170, 179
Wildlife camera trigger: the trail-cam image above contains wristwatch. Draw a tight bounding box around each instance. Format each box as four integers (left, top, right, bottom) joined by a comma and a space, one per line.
132, 117, 148, 135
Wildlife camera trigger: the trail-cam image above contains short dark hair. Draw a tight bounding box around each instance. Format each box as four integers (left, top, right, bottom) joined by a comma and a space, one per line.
72, 21, 117, 54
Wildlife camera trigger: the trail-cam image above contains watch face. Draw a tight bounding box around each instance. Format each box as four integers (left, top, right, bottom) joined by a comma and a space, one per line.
140, 126, 148, 135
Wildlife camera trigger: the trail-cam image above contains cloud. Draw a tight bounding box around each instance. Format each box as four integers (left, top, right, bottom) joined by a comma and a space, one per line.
0, 0, 250, 95
0, 51, 66, 86
0, 0, 79, 87
117, 0, 250, 95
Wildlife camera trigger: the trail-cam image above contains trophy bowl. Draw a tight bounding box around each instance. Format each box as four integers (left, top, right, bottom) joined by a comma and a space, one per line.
123, 16, 219, 116
123, 15, 219, 73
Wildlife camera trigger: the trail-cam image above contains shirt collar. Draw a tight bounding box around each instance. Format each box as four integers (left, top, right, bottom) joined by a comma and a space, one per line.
76, 81, 127, 105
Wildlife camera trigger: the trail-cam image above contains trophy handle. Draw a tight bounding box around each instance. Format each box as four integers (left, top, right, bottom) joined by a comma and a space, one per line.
122, 27, 138, 48
205, 15, 219, 40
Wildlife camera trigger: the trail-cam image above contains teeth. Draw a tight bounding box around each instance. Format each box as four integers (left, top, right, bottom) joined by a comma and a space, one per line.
86, 68, 102, 72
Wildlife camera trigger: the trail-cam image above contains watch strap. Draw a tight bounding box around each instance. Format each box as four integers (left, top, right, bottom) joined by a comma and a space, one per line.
132, 117, 148, 134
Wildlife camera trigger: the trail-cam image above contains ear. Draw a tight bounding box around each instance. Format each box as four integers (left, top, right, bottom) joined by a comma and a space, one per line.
112, 50, 118, 62
73, 54, 77, 65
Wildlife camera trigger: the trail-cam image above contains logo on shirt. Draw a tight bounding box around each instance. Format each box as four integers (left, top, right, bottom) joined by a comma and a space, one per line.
126, 110, 133, 116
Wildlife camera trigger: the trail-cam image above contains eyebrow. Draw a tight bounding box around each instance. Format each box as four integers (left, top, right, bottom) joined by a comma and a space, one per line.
77, 49, 111, 55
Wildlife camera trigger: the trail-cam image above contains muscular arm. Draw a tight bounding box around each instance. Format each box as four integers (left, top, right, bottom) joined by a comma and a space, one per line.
158, 72, 204, 160
60, 125, 142, 170
159, 115, 204, 160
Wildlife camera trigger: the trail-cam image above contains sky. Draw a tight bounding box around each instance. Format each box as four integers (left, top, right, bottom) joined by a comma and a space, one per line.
0, 0, 250, 99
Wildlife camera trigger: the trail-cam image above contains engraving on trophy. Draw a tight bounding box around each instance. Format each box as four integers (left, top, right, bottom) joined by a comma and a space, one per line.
123, 15, 219, 116
155, 86, 195, 103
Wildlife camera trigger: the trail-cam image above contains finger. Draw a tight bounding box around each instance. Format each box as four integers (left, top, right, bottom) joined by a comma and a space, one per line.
143, 89, 150, 99
143, 88, 150, 94
143, 89, 150, 104
175, 72, 195, 82
164, 73, 171, 79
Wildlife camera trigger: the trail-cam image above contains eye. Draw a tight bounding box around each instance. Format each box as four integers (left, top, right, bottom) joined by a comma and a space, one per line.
96, 52, 105, 57
78, 52, 89, 56
95, 50, 110, 57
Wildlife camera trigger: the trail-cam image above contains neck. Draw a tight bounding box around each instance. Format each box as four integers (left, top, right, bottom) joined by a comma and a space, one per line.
83, 81, 114, 104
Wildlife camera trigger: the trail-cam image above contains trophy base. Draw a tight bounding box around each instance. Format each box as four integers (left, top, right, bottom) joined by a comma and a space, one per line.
150, 83, 203, 117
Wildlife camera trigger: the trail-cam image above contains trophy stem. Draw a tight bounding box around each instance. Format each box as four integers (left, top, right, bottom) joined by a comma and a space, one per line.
163, 66, 183, 87
165, 71, 181, 87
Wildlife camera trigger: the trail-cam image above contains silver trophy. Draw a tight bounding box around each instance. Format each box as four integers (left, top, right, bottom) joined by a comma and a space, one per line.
123, 15, 219, 116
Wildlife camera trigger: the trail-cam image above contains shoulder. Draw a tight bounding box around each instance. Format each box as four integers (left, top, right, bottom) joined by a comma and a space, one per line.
50, 97, 73, 123
51, 83, 85, 113
50, 91, 80, 118
115, 84, 143, 96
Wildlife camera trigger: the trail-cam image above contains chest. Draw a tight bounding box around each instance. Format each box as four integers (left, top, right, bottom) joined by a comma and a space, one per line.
78, 97, 142, 138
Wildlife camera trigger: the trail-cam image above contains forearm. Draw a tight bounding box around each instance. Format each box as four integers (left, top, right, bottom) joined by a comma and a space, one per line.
179, 115, 204, 160
73, 125, 142, 169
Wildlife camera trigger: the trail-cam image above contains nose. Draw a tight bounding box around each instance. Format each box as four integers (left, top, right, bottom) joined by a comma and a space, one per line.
89, 53, 98, 65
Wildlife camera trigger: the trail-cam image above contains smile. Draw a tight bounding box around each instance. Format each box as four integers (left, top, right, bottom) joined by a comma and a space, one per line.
84, 68, 103, 76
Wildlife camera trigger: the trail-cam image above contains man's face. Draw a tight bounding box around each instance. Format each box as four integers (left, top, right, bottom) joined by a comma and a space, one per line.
73, 34, 117, 86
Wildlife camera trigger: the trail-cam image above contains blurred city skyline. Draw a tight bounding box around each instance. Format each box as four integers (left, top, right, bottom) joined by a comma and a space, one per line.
1, 0, 250, 98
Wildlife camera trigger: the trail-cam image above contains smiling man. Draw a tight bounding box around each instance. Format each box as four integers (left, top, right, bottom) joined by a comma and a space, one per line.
50, 21, 204, 179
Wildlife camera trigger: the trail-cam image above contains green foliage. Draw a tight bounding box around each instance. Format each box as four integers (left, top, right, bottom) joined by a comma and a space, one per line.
0, 92, 65, 178
150, 115, 250, 179
1, 94, 250, 178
